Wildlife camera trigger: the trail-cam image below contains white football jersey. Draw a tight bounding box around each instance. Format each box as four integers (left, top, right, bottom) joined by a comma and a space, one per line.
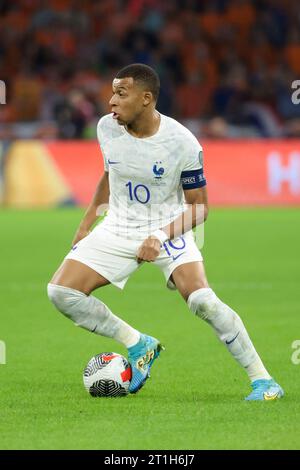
96, 113, 206, 239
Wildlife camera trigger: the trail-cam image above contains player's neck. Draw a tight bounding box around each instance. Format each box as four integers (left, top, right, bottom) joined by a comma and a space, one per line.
125, 110, 160, 138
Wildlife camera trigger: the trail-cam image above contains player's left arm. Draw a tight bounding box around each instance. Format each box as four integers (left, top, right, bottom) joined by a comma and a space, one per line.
162, 185, 209, 240
136, 187, 208, 263
163, 142, 209, 241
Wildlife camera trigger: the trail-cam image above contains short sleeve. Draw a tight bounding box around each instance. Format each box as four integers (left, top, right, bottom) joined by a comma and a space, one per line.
97, 117, 109, 172
181, 133, 206, 189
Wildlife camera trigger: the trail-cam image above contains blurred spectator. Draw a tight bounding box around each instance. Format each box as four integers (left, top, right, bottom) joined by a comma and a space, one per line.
54, 89, 100, 138
202, 117, 231, 139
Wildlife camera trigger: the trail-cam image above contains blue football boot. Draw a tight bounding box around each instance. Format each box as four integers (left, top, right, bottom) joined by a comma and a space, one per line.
128, 334, 164, 394
245, 378, 284, 401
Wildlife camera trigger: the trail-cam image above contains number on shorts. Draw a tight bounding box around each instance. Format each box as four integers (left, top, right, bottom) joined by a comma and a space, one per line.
163, 236, 186, 256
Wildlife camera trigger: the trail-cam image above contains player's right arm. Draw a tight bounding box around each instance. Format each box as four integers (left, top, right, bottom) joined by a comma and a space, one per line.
72, 171, 110, 246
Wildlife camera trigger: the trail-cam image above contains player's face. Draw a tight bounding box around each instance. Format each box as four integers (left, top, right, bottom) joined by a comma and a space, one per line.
109, 77, 147, 125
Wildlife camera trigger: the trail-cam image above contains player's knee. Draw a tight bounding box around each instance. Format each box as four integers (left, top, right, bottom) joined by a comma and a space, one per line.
187, 287, 219, 321
47, 283, 68, 312
47, 283, 85, 316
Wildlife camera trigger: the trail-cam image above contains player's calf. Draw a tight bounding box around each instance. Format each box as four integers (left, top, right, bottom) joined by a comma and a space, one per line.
187, 287, 274, 384
47, 283, 140, 345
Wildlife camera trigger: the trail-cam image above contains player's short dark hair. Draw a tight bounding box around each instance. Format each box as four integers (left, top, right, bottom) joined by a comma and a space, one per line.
115, 63, 160, 102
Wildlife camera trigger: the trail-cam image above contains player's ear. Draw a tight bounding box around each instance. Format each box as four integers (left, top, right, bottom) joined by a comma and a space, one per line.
143, 91, 153, 106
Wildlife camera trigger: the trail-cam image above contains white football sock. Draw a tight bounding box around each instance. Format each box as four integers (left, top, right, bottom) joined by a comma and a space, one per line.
47, 283, 140, 348
187, 288, 271, 382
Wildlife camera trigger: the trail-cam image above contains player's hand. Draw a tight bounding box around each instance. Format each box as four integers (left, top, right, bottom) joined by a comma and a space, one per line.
72, 228, 90, 247
136, 236, 161, 263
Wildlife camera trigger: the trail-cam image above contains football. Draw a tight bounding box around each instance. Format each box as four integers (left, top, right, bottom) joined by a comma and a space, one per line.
83, 352, 132, 397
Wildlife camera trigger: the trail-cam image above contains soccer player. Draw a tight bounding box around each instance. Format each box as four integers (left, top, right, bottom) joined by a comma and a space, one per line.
48, 64, 283, 400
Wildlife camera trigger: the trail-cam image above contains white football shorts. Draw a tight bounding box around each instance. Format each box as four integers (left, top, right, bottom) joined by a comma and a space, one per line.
65, 224, 203, 290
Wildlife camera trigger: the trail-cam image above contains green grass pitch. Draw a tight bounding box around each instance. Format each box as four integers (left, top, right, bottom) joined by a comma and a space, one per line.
0, 207, 299, 450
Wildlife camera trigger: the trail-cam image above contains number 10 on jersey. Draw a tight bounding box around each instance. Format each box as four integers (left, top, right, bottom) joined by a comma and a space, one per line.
126, 181, 150, 204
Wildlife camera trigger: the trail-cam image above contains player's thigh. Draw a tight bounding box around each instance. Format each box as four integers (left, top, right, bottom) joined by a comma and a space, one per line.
171, 261, 209, 301
50, 259, 110, 295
